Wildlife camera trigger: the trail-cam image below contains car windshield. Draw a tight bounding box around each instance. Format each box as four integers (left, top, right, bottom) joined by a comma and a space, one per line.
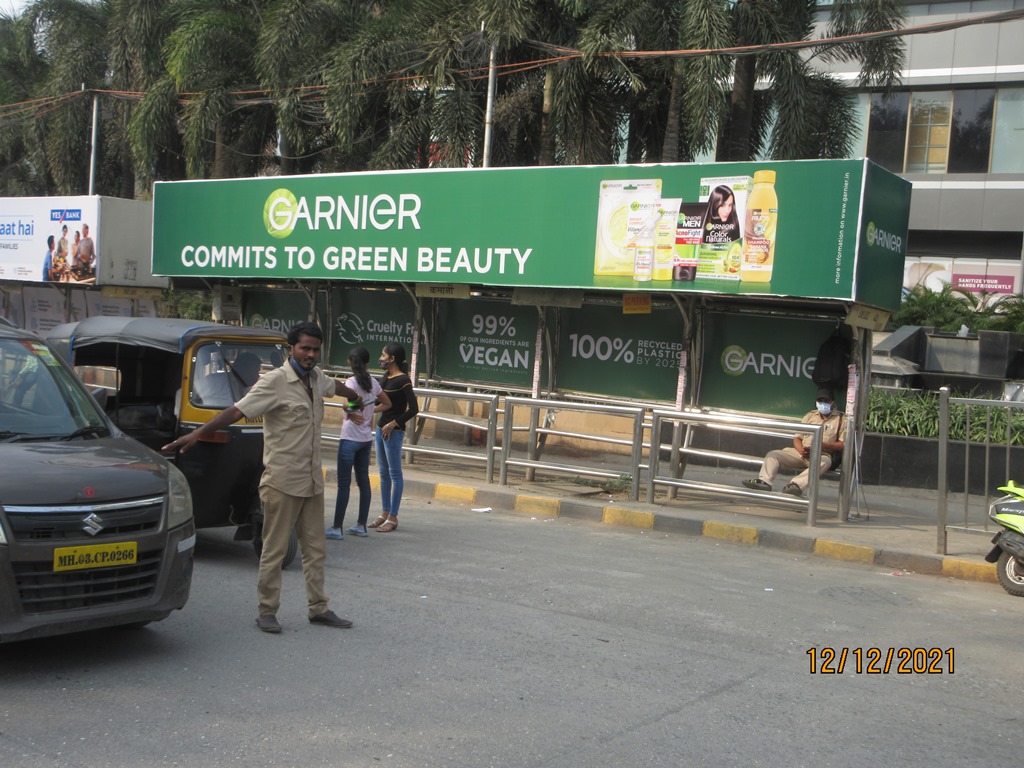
189, 342, 284, 410
0, 337, 109, 439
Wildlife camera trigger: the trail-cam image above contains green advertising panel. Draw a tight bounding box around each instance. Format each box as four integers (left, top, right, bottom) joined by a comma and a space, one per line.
327, 287, 416, 368
556, 303, 684, 401
243, 288, 324, 334
855, 162, 915, 312
699, 312, 839, 418
434, 299, 539, 387
152, 159, 911, 311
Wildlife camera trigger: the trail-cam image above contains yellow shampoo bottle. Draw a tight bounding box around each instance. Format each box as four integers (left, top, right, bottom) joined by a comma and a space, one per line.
741, 170, 778, 283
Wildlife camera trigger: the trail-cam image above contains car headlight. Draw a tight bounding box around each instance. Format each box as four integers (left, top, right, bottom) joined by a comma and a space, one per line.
166, 462, 194, 529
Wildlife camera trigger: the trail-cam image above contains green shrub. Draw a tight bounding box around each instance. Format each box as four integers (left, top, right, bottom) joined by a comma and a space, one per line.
867, 388, 1024, 445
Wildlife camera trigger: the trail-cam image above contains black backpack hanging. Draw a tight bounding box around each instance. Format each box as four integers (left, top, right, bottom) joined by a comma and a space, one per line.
812, 329, 852, 394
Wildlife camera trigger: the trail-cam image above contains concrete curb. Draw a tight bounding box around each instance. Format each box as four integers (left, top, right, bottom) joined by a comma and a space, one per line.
340, 470, 997, 585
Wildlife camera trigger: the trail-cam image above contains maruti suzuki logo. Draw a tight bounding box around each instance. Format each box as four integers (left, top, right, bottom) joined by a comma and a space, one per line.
82, 513, 105, 536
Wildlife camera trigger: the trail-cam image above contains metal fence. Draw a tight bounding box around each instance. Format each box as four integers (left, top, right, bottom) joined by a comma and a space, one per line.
323, 390, 837, 523
499, 397, 647, 500
325, 387, 502, 482
647, 409, 829, 526
937, 387, 1024, 553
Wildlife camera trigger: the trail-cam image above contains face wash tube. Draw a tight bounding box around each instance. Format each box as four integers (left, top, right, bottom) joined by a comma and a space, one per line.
652, 198, 682, 281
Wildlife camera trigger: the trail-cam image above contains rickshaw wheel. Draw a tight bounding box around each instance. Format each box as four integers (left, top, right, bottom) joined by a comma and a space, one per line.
252, 527, 299, 569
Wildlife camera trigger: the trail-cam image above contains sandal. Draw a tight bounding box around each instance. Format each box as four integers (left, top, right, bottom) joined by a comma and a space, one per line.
377, 520, 398, 532
368, 516, 388, 529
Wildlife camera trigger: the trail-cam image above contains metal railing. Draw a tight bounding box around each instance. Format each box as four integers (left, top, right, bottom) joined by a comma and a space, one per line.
499, 397, 646, 500
323, 390, 835, 520
647, 409, 828, 526
405, 388, 501, 482
325, 388, 502, 482
937, 387, 1024, 553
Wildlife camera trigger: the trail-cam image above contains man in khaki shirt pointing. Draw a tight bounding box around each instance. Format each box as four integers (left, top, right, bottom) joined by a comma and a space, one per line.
164, 322, 362, 634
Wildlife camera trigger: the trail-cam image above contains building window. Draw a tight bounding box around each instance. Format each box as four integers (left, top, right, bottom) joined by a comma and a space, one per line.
867, 87, 1022, 174
992, 88, 1024, 174
867, 92, 909, 172
948, 89, 994, 174
905, 91, 951, 173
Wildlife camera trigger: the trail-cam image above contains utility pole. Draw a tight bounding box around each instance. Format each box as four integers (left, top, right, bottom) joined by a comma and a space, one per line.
86, 85, 99, 194
481, 23, 497, 168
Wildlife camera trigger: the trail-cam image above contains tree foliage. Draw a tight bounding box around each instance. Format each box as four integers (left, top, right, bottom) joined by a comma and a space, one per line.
889, 285, 1024, 335
0, 0, 908, 197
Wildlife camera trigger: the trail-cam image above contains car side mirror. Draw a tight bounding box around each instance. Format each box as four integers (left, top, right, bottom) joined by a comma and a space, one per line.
89, 386, 108, 410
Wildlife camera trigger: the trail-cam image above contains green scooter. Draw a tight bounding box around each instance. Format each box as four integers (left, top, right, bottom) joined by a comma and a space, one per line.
985, 481, 1024, 597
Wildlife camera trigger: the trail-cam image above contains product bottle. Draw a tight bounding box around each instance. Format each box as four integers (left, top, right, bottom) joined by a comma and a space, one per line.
652, 199, 681, 281
741, 170, 778, 283
633, 221, 654, 282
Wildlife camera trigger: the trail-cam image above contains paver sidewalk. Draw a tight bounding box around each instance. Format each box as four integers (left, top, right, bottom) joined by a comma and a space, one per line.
323, 454, 1001, 587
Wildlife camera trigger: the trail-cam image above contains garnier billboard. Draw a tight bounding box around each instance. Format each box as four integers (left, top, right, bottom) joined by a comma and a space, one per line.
152, 159, 910, 312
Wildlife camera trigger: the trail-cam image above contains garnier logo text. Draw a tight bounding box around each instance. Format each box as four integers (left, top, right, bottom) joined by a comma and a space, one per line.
263, 188, 422, 240
865, 221, 903, 253
721, 344, 815, 379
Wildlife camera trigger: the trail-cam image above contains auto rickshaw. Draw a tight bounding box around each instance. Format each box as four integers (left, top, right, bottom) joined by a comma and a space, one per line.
44, 317, 298, 567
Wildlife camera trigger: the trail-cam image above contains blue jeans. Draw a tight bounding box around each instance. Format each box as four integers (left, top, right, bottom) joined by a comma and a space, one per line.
375, 427, 405, 517
332, 439, 372, 527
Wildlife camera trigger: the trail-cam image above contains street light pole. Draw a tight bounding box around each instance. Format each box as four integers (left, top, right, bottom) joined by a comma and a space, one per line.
87, 87, 99, 195
481, 25, 497, 168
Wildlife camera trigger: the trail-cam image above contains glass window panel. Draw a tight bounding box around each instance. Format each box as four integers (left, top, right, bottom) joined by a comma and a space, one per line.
867, 92, 909, 172
906, 92, 952, 173
991, 88, 1024, 174
906, 146, 926, 170
948, 89, 994, 174
908, 125, 928, 145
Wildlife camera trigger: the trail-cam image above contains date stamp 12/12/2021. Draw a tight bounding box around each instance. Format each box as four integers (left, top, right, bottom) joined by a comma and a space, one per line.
807, 647, 954, 675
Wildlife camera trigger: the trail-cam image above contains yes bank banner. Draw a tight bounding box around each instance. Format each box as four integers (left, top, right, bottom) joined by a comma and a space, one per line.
152, 159, 910, 312
700, 312, 838, 418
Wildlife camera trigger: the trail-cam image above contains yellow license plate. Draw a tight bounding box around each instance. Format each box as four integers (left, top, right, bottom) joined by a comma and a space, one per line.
53, 541, 138, 572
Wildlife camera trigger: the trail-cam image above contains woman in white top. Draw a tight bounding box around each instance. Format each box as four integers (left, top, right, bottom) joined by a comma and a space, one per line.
327, 347, 391, 539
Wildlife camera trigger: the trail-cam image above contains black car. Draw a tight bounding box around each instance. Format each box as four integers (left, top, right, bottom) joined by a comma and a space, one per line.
0, 324, 194, 643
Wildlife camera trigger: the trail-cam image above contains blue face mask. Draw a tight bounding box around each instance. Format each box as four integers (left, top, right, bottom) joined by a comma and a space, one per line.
816, 402, 832, 416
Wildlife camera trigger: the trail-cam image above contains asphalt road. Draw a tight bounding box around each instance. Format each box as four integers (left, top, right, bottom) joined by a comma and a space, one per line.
2, 496, 1021, 768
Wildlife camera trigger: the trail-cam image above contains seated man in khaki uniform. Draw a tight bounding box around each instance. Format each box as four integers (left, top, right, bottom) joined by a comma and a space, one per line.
742, 387, 846, 498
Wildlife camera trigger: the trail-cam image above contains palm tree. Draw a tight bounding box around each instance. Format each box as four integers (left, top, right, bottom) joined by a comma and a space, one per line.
0, 9, 50, 195
21, 0, 109, 195
714, 0, 906, 162
108, 0, 175, 196
133, 0, 275, 182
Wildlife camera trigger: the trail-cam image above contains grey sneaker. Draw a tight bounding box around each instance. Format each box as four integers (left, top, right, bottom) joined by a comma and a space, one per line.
742, 479, 771, 492
256, 614, 281, 633
309, 610, 354, 629
782, 483, 803, 497
325, 527, 343, 540
345, 525, 369, 537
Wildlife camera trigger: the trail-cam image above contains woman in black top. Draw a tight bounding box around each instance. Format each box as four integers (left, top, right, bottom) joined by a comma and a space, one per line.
370, 343, 419, 532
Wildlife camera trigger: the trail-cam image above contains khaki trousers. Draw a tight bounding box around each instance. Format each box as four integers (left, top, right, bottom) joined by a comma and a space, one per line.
257, 486, 329, 617
758, 447, 832, 490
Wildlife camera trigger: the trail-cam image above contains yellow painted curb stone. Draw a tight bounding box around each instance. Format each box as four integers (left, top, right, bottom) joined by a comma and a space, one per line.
602, 507, 654, 529
814, 540, 875, 564
435, 483, 477, 503
514, 495, 560, 516
942, 558, 997, 583
703, 521, 758, 545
